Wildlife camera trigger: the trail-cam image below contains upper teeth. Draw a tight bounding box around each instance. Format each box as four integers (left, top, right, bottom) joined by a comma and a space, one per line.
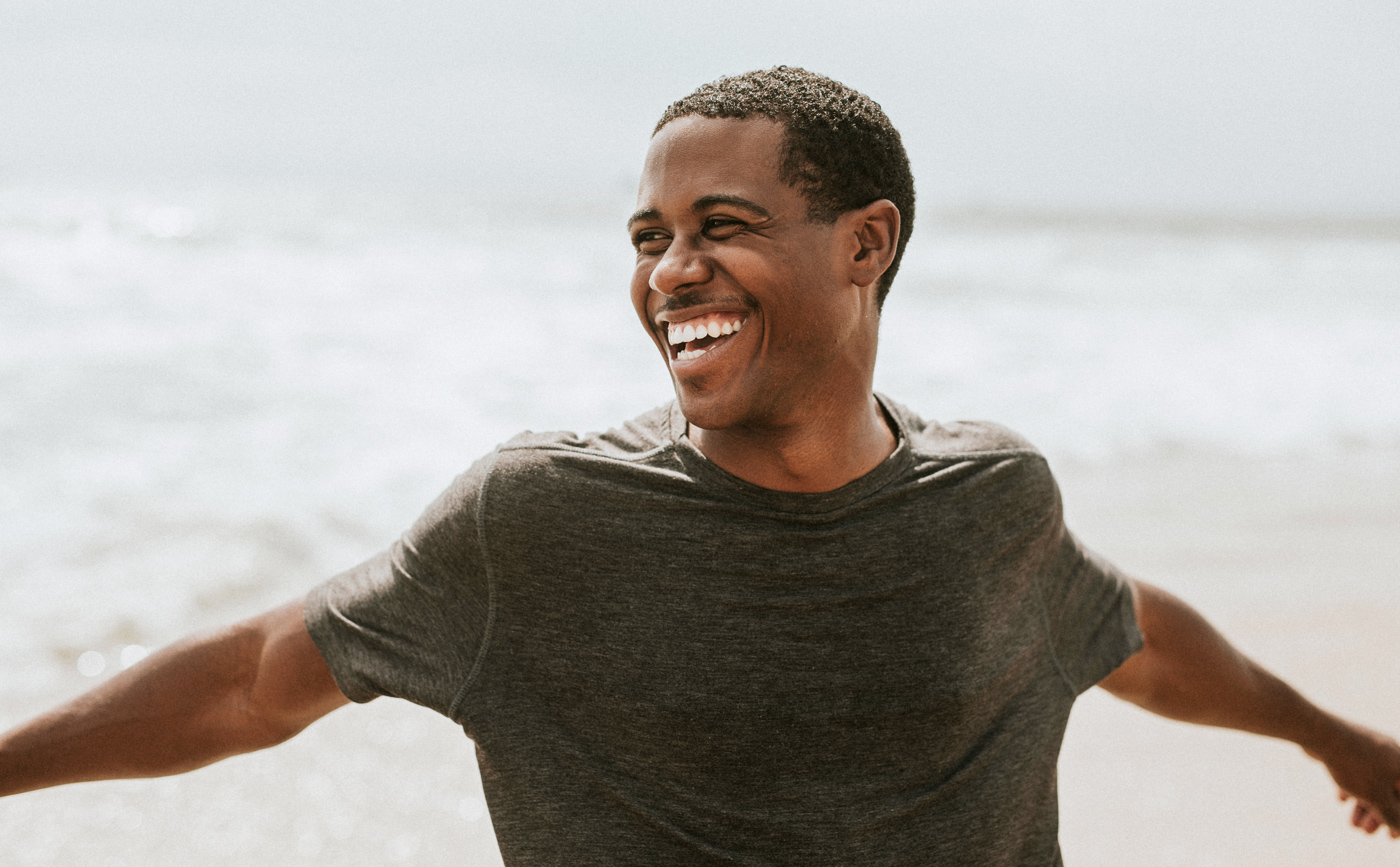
666, 316, 743, 346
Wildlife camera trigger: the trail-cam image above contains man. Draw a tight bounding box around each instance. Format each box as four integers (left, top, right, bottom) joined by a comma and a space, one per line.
2, 67, 1398, 865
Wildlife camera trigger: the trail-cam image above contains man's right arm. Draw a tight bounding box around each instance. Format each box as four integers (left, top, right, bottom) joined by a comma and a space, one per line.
0, 599, 348, 797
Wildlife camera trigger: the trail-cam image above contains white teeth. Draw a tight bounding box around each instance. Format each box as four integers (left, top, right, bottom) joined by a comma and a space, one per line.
677, 346, 709, 360
662, 316, 748, 355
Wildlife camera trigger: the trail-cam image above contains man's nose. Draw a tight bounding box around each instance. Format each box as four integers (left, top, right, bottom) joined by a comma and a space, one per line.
648, 236, 711, 296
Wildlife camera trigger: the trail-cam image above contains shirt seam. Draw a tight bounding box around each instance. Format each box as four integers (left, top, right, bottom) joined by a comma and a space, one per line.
496, 441, 676, 464
1030, 464, 1081, 699
447, 450, 501, 722
1032, 567, 1081, 699
904, 445, 1046, 462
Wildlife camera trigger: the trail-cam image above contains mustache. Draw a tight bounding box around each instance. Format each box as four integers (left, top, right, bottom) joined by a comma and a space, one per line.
653, 292, 751, 319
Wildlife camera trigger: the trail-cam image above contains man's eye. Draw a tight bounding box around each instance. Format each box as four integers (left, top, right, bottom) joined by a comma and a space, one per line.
703, 217, 744, 237
632, 231, 670, 253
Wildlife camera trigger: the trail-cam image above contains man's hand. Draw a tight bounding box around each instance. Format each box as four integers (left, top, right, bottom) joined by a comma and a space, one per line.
1099, 579, 1400, 839
0, 599, 349, 797
1309, 719, 1400, 837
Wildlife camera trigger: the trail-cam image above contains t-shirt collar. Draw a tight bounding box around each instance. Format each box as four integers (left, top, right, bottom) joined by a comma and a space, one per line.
667, 394, 913, 514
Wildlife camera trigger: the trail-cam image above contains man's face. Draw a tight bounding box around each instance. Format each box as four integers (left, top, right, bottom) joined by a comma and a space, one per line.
629, 116, 866, 431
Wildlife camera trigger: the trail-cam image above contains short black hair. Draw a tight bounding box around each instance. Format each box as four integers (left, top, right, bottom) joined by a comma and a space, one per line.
655, 67, 915, 308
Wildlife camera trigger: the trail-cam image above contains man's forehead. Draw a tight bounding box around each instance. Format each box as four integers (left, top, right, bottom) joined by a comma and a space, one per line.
643, 114, 784, 172
632, 116, 794, 219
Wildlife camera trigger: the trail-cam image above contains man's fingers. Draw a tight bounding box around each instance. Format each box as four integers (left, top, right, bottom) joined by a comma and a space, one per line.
1367, 779, 1400, 835
1393, 782, 1400, 838
1352, 801, 1392, 835
1349, 794, 1400, 836
1357, 805, 1381, 834
1378, 798, 1400, 835
1326, 725, 1400, 838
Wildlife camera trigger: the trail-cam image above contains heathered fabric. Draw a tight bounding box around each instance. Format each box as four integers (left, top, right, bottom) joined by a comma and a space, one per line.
306, 396, 1141, 867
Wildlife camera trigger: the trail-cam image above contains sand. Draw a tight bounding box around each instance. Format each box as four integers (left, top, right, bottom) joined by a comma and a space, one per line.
1055, 451, 1400, 866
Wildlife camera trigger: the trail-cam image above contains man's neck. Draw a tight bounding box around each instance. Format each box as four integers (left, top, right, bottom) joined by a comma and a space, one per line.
688, 394, 897, 493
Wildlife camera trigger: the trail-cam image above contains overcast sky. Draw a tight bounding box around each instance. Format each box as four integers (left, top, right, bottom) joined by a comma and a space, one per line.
3, 0, 1398, 216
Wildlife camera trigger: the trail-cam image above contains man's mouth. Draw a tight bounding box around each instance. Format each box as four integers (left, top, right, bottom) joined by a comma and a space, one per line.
664, 313, 747, 361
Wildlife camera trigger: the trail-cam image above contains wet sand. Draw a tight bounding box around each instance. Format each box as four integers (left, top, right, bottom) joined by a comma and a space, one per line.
2, 451, 1397, 865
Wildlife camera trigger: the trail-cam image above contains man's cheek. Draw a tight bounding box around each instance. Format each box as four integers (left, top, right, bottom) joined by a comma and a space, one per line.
630, 280, 654, 324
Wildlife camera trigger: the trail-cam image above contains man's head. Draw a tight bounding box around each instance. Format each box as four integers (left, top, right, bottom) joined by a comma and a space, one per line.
629, 71, 907, 435
654, 67, 915, 308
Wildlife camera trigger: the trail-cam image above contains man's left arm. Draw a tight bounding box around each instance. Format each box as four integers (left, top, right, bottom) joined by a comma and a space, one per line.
1098, 579, 1400, 837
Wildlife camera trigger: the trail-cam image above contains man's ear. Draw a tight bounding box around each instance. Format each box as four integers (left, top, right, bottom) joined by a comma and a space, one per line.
844, 199, 900, 290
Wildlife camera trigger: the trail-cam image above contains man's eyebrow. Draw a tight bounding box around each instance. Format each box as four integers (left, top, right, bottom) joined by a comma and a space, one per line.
626, 196, 774, 231
626, 208, 660, 231
692, 195, 772, 219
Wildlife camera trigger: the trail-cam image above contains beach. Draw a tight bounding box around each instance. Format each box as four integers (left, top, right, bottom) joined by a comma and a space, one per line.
1056, 454, 1400, 866
1, 188, 1397, 864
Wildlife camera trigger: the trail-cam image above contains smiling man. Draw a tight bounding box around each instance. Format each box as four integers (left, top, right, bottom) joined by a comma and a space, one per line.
2, 67, 1399, 866
630, 110, 899, 493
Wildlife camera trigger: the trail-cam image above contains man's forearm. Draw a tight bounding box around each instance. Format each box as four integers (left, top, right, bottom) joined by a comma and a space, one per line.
1098, 580, 1327, 743
0, 601, 345, 798
1100, 579, 1400, 833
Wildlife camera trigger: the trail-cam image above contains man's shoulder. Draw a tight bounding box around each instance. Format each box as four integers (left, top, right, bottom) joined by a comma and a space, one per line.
493, 402, 682, 469
881, 397, 1062, 520
881, 396, 1044, 460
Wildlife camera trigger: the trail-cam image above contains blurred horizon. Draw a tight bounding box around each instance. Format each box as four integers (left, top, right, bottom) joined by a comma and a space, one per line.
4, 0, 1399, 220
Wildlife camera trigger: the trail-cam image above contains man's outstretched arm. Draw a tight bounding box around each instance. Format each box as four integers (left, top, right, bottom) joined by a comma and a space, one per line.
0, 599, 349, 797
1099, 579, 1400, 837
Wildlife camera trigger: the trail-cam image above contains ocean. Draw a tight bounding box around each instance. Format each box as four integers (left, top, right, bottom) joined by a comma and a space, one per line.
2, 185, 1398, 864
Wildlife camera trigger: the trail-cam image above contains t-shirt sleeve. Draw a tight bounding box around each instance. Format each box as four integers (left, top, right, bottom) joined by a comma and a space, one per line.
304, 453, 497, 719
1037, 510, 1143, 695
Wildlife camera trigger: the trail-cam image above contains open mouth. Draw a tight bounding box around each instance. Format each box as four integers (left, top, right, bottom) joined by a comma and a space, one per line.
665, 314, 747, 361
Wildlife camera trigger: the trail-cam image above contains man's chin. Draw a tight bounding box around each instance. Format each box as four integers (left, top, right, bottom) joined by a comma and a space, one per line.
673, 389, 747, 434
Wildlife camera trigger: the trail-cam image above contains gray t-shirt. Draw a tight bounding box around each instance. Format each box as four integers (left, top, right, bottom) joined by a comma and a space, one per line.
306, 397, 1141, 867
